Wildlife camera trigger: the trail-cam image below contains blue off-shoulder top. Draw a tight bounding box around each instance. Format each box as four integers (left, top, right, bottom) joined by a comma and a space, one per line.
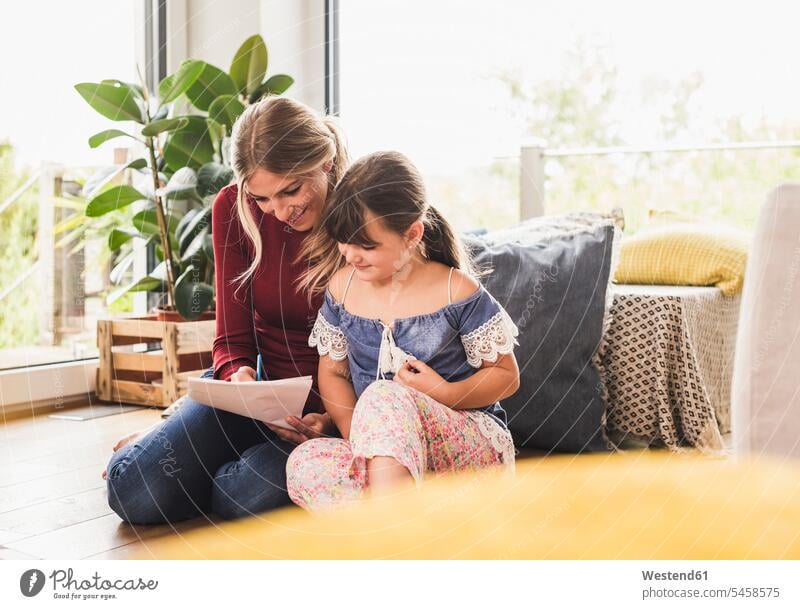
308, 269, 520, 429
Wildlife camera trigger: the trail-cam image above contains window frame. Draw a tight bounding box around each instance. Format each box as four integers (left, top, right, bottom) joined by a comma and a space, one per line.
324, 0, 340, 116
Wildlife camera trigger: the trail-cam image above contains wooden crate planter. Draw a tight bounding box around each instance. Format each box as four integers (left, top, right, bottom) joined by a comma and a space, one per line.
96, 315, 215, 407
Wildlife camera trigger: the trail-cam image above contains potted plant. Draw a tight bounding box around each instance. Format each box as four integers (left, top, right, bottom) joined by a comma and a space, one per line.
73, 34, 294, 406
75, 33, 293, 320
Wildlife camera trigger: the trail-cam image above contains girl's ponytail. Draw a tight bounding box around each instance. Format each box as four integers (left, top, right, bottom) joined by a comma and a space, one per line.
422, 205, 477, 275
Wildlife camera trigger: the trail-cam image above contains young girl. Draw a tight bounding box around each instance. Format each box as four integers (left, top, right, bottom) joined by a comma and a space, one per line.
285, 151, 520, 511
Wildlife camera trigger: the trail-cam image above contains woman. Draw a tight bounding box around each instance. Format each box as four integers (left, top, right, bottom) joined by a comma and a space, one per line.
104, 96, 350, 524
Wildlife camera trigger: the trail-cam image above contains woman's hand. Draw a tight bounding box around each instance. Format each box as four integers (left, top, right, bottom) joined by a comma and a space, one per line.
229, 365, 257, 383
234, 365, 333, 444
394, 359, 451, 403
265, 412, 335, 445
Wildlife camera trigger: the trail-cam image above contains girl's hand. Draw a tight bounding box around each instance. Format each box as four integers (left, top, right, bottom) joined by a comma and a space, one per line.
266, 412, 334, 445
394, 359, 450, 400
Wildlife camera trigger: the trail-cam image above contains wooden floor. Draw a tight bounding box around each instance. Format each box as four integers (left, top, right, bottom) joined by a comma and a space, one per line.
0, 402, 733, 560
0, 403, 214, 559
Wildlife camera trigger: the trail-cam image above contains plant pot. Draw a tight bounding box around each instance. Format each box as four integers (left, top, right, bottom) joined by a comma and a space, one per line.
95, 313, 216, 408
155, 306, 216, 322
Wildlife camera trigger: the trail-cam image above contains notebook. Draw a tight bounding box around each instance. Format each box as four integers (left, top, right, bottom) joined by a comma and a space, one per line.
187, 375, 313, 431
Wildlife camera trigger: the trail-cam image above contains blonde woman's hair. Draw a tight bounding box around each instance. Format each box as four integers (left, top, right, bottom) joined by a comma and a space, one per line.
298, 150, 479, 299
229, 96, 349, 293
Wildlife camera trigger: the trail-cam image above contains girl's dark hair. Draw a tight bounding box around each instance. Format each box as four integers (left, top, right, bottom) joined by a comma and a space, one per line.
299, 151, 477, 297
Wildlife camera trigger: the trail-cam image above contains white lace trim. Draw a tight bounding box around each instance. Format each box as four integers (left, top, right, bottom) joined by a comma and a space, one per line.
461, 309, 520, 368
464, 410, 516, 476
308, 311, 349, 361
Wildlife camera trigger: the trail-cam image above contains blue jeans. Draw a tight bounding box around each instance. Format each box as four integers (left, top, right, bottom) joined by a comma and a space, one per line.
105, 369, 297, 524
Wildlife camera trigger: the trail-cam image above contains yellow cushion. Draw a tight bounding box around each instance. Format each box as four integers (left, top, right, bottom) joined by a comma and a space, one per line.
614, 223, 750, 296
134, 452, 800, 559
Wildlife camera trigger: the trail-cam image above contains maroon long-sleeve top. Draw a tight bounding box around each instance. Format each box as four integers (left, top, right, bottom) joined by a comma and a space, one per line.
211, 184, 323, 414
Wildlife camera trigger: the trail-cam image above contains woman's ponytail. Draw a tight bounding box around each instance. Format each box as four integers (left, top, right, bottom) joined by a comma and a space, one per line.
321, 116, 350, 187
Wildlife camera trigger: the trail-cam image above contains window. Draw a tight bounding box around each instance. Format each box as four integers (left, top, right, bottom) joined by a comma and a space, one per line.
0, 1, 138, 370
337, 0, 800, 234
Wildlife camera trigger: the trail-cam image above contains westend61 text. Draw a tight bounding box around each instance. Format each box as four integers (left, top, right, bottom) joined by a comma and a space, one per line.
642, 570, 708, 581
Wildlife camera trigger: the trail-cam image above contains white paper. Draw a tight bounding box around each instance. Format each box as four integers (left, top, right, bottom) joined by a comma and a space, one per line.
187, 375, 313, 431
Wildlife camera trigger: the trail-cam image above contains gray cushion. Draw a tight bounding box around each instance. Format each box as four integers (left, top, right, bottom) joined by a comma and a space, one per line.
465, 219, 618, 452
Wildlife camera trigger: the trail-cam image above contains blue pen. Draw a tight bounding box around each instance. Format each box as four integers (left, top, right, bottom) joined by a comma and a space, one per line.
256, 353, 263, 381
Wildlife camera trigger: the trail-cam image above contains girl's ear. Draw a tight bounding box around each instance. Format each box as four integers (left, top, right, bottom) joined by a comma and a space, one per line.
405, 220, 425, 248
322, 160, 334, 173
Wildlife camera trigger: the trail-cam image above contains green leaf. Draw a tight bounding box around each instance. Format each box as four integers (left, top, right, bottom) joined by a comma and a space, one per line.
175, 208, 199, 242
229, 34, 268, 95
150, 234, 180, 261
132, 208, 181, 236
138, 166, 167, 183
264, 74, 294, 95
197, 162, 234, 197
158, 59, 205, 104
180, 226, 209, 262
208, 95, 245, 131
162, 116, 215, 171
88, 129, 136, 148
82, 159, 147, 199
132, 219, 159, 237
249, 74, 294, 102
149, 259, 181, 282
108, 228, 141, 251
128, 277, 163, 292
157, 167, 200, 201
82, 167, 121, 198
108, 276, 162, 305
86, 185, 147, 217
179, 207, 212, 256
101, 79, 145, 99
82, 166, 123, 199
206, 117, 226, 158
141, 117, 189, 137
184, 62, 238, 111
202, 232, 214, 261
175, 265, 214, 319
75, 82, 144, 123
110, 248, 140, 284
126, 157, 148, 170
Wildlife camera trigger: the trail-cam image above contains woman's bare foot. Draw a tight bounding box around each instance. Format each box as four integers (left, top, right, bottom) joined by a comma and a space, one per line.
101, 424, 157, 480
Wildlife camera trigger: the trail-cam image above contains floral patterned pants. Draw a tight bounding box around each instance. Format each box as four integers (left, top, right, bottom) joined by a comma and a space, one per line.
286, 379, 516, 512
